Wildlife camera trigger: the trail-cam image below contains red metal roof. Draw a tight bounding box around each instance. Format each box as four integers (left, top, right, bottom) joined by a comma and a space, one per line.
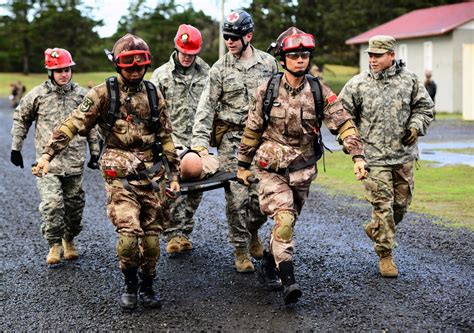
346, 2, 474, 44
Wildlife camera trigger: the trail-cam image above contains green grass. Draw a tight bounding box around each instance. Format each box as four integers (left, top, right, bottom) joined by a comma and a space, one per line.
1, 72, 155, 97
322, 64, 359, 94
315, 151, 474, 230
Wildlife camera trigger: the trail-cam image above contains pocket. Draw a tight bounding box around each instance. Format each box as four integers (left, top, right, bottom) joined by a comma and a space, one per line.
222, 85, 245, 109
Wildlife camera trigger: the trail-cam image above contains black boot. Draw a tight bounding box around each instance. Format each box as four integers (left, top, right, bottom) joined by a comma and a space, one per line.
257, 251, 283, 291
138, 272, 162, 309
278, 261, 302, 305
120, 268, 138, 310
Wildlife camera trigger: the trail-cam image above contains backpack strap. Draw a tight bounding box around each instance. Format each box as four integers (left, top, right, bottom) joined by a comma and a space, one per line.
306, 74, 324, 128
143, 80, 160, 132
262, 72, 283, 130
104, 76, 120, 139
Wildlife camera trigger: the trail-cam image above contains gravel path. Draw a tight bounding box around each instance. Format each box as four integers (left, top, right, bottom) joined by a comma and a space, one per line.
1, 99, 472, 331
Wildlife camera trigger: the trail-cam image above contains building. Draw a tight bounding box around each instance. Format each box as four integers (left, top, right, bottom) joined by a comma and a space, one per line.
346, 2, 474, 118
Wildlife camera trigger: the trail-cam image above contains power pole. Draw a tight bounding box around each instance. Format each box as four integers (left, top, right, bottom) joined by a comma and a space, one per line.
219, 0, 225, 58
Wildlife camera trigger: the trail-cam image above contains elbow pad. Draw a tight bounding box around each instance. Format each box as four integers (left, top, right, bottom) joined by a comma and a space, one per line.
337, 120, 359, 143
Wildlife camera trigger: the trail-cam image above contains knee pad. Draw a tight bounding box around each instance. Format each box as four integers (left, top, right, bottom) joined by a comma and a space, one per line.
141, 235, 160, 259
116, 234, 139, 259
273, 211, 295, 243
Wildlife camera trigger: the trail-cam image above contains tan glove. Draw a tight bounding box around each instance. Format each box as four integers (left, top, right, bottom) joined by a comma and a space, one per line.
32, 154, 51, 178
191, 146, 209, 156
237, 167, 253, 187
402, 127, 418, 146
353, 158, 369, 181
169, 179, 180, 193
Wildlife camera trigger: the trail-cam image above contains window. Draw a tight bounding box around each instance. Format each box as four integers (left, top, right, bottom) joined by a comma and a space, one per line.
424, 41, 433, 70
399, 44, 408, 64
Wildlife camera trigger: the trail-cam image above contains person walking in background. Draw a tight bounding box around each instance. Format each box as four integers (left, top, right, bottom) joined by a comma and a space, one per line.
150, 24, 210, 255
339, 35, 434, 278
191, 10, 278, 273
237, 27, 367, 304
10, 48, 100, 266
424, 70, 436, 103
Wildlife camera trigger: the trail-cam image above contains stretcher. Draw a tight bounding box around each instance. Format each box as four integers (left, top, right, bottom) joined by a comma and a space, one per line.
176, 171, 237, 195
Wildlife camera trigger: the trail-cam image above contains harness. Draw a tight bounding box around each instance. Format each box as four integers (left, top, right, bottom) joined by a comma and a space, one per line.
261, 73, 329, 174
103, 77, 168, 189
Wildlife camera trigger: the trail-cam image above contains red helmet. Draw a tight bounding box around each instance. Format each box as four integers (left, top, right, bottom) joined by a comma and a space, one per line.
44, 48, 76, 70
174, 24, 202, 55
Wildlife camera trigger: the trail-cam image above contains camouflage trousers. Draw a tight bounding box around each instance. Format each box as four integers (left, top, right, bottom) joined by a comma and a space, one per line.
219, 132, 267, 249
36, 173, 85, 246
163, 191, 203, 241
257, 165, 316, 266
105, 178, 166, 275
362, 161, 414, 256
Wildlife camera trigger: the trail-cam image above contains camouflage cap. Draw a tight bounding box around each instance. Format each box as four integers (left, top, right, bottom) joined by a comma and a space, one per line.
365, 35, 396, 54
112, 33, 150, 56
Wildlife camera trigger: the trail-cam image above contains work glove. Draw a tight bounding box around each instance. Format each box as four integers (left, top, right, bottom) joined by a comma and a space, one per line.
402, 127, 418, 146
237, 167, 253, 187
32, 154, 51, 178
167, 179, 180, 199
87, 155, 100, 170
191, 146, 209, 156
353, 158, 369, 181
10, 150, 24, 168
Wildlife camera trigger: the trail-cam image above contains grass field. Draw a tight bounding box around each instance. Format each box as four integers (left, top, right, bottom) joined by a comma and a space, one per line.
315, 151, 474, 231
322, 64, 359, 94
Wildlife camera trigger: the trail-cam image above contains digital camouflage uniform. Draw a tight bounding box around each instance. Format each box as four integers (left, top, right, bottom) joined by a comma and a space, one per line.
150, 52, 210, 241
339, 60, 434, 256
42, 76, 179, 275
238, 74, 364, 266
191, 46, 278, 249
11, 80, 100, 246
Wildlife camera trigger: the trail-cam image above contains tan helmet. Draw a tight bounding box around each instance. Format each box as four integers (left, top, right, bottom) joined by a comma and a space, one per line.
180, 151, 203, 181
112, 33, 151, 69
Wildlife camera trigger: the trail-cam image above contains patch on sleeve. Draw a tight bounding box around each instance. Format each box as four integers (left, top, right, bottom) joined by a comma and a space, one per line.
79, 96, 94, 113
326, 94, 337, 104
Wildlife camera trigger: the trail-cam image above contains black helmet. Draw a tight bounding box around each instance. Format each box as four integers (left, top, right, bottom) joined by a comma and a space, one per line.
223, 10, 254, 37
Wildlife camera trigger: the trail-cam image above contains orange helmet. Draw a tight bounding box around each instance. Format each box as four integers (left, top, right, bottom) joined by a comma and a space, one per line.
44, 48, 76, 70
174, 24, 202, 55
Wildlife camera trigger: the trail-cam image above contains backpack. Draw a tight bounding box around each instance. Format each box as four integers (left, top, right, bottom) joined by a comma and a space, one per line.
262, 73, 326, 162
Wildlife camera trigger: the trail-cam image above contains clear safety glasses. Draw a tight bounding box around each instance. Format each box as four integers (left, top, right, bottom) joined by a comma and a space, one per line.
285, 51, 311, 60
115, 50, 151, 67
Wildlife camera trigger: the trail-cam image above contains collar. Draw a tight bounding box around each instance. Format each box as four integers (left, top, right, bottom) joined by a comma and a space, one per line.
282, 74, 306, 97
369, 59, 405, 80
48, 80, 74, 94
226, 45, 262, 68
168, 51, 202, 76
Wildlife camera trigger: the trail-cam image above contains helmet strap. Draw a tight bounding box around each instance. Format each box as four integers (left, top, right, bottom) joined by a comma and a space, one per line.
280, 55, 312, 78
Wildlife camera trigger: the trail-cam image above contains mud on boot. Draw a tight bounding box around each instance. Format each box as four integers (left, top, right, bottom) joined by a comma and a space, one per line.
257, 251, 282, 290
278, 261, 302, 305
120, 268, 138, 310
234, 247, 255, 273
138, 272, 162, 308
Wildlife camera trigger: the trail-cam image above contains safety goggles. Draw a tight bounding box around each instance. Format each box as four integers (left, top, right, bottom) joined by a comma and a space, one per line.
115, 50, 151, 67
285, 51, 311, 60
223, 34, 241, 42
281, 33, 315, 52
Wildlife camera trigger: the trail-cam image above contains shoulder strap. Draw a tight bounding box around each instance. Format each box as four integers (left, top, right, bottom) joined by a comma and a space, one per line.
104, 76, 120, 138
306, 74, 324, 128
143, 80, 160, 132
262, 72, 283, 129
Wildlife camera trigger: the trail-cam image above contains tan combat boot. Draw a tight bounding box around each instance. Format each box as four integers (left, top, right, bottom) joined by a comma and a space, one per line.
249, 233, 264, 259
166, 236, 181, 254
179, 236, 193, 252
46, 243, 62, 265
62, 239, 78, 260
234, 248, 255, 273
379, 254, 398, 278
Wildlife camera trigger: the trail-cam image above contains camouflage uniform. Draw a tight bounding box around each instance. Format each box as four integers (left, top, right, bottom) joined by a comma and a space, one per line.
238, 74, 364, 266
339, 60, 434, 256
42, 76, 179, 275
191, 46, 278, 249
11, 80, 100, 246
150, 52, 210, 241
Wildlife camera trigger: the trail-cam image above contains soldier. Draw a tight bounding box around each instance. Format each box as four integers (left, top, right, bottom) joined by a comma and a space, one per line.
150, 24, 210, 254
32, 34, 180, 310
10, 48, 100, 266
237, 27, 367, 305
339, 35, 434, 278
191, 10, 278, 273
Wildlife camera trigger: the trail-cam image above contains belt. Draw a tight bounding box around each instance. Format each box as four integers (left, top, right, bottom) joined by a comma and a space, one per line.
274, 155, 318, 176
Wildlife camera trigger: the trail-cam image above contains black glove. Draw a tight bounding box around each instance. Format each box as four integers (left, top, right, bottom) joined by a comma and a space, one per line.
10, 150, 24, 168
87, 155, 100, 170
402, 128, 418, 146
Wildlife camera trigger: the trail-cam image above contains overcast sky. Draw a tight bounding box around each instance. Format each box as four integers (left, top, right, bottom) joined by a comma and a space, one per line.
81, 0, 249, 37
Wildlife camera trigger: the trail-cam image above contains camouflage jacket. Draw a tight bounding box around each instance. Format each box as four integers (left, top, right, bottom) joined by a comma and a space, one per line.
11, 80, 100, 175
150, 52, 210, 148
339, 60, 434, 166
42, 76, 179, 179
191, 46, 278, 148
238, 74, 364, 169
